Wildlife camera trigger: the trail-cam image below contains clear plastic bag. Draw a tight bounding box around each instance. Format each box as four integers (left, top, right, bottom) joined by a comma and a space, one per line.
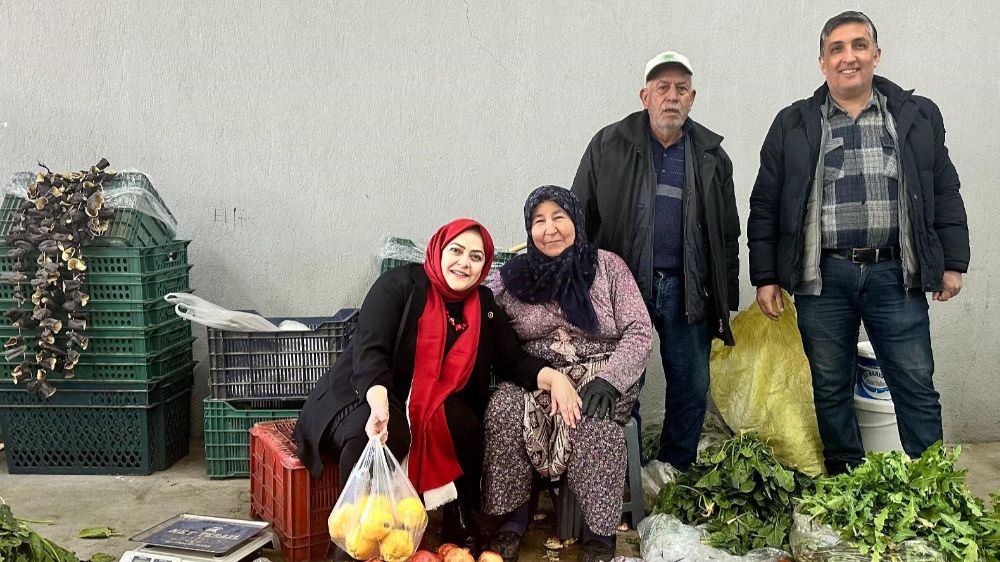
639, 513, 792, 562
789, 510, 944, 562
6, 170, 178, 237
328, 438, 428, 562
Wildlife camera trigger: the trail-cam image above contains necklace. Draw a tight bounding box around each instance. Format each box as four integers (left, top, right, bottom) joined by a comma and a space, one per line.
446, 312, 468, 333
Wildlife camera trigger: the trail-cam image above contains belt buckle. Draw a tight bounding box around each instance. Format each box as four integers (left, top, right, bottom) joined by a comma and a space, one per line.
851, 248, 877, 264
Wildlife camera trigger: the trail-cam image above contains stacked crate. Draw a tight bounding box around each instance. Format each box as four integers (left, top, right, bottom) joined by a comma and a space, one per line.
0, 172, 194, 475
203, 308, 358, 478
379, 236, 516, 280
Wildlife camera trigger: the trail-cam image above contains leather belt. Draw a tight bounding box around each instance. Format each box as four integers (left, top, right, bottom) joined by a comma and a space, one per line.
822, 247, 899, 264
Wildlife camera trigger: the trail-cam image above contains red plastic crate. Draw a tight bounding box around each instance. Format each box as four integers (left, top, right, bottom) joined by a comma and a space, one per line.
249, 419, 339, 562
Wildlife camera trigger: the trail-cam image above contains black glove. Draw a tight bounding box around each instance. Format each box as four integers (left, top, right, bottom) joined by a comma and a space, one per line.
579, 377, 620, 420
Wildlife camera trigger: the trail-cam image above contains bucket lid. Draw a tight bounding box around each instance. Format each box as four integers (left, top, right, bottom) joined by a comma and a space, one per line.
857, 340, 876, 359
853, 392, 896, 414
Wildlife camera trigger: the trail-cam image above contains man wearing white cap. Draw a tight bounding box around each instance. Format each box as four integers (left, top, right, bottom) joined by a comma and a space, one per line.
572, 51, 740, 472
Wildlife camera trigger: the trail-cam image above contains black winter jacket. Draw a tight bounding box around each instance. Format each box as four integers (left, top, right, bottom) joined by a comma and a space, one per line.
293, 264, 546, 478
747, 76, 970, 291
571, 110, 740, 345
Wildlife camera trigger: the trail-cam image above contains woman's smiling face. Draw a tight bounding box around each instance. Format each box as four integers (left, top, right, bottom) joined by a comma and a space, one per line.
440, 228, 486, 292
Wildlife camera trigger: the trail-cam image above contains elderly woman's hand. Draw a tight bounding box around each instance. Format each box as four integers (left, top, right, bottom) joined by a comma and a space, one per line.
579, 377, 620, 420
538, 367, 582, 428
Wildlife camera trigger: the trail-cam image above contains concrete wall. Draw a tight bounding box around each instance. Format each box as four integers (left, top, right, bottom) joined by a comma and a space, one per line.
2, 1, 997, 441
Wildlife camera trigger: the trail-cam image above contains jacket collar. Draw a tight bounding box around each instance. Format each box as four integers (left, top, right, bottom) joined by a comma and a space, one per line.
617, 109, 724, 154
796, 75, 917, 151
805, 75, 914, 115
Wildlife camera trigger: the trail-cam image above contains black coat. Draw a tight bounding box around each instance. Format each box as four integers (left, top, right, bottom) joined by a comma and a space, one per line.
747, 76, 970, 291
293, 264, 547, 477
571, 110, 740, 345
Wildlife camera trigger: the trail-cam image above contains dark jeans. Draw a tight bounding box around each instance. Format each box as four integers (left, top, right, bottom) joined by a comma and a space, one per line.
648, 272, 712, 470
796, 255, 940, 474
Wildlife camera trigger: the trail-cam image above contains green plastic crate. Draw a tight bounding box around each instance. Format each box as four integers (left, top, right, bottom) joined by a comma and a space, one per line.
203, 398, 302, 478
0, 264, 192, 302
0, 294, 184, 329
0, 317, 192, 355
0, 364, 193, 474
1, 171, 176, 247
0, 337, 195, 382
378, 237, 516, 279
0, 241, 189, 276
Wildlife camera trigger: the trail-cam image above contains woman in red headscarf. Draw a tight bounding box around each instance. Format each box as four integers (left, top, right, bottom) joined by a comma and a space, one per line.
295, 219, 576, 556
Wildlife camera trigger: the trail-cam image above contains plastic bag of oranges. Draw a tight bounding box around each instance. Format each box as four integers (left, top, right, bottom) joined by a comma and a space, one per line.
328, 437, 428, 562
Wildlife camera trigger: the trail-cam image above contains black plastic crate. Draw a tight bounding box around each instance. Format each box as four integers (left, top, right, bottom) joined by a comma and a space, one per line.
0, 364, 193, 474
207, 309, 359, 403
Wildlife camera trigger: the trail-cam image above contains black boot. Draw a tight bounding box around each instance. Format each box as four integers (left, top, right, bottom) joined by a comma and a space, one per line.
440, 498, 480, 553
487, 530, 522, 562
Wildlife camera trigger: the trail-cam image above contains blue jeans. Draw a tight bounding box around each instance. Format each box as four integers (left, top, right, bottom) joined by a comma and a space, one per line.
647, 273, 712, 470
796, 256, 940, 474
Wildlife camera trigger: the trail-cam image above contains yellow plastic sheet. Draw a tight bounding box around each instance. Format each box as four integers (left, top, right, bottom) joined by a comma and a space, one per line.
709, 291, 825, 476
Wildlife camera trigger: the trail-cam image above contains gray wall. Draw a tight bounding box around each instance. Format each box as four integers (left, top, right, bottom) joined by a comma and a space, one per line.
2, 1, 997, 441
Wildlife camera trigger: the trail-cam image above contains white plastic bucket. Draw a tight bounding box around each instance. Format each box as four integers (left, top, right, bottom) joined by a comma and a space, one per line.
853, 393, 903, 452
856, 341, 891, 400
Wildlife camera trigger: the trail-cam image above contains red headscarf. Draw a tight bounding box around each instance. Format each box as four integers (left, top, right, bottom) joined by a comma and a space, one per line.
408, 218, 495, 495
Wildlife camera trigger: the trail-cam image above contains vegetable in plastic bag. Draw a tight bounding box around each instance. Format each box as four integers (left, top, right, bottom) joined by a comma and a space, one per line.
328, 437, 428, 562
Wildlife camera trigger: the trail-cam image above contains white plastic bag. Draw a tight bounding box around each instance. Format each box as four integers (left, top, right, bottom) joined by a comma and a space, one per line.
164, 293, 310, 332
328, 438, 428, 562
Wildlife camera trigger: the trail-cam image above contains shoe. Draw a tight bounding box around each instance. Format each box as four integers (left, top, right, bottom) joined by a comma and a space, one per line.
440, 499, 480, 552
486, 530, 522, 562
579, 538, 615, 562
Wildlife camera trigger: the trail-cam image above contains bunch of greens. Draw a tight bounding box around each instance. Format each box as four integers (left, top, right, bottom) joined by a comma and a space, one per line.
0, 503, 78, 562
653, 432, 815, 555
800, 442, 1000, 561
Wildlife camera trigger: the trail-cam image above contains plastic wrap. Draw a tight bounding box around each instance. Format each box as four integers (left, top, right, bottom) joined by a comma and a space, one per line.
639, 513, 792, 562
641, 460, 680, 512
377, 236, 517, 281
709, 291, 825, 476
790, 510, 944, 562
6, 169, 178, 237
328, 438, 427, 561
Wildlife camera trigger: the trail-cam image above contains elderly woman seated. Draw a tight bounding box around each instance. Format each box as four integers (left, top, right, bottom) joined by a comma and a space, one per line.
481, 186, 652, 562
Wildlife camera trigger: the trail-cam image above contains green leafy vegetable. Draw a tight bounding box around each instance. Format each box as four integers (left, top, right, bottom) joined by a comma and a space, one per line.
0, 503, 79, 562
652, 432, 815, 555
800, 442, 1000, 561
76, 528, 115, 540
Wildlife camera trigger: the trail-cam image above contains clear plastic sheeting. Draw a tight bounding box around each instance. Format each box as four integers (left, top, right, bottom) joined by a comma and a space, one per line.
6, 169, 178, 238
709, 291, 826, 476
789, 510, 944, 562
639, 513, 792, 562
377, 235, 516, 281
641, 460, 680, 513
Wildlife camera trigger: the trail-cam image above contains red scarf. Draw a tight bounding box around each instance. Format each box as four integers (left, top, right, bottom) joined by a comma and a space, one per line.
408, 218, 495, 494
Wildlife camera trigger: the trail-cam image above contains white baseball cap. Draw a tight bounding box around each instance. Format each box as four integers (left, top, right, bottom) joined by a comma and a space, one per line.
644, 51, 694, 82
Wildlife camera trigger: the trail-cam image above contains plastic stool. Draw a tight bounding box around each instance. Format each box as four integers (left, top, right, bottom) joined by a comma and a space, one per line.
555, 416, 644, 539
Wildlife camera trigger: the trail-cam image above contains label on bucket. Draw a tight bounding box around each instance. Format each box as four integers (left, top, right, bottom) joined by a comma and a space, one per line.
856, 341, 891, 400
